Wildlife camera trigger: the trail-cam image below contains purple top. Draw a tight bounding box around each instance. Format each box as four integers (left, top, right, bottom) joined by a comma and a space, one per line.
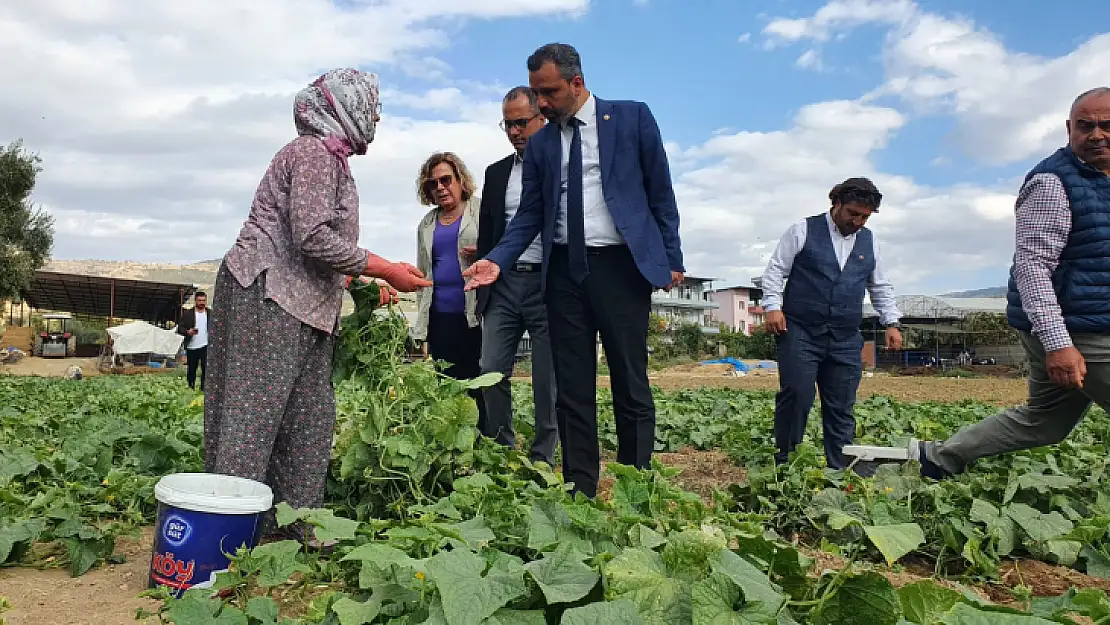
431, 218, 466, 314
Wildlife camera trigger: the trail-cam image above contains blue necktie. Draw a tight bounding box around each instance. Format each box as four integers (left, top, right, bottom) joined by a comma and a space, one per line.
567, 117, 588, 282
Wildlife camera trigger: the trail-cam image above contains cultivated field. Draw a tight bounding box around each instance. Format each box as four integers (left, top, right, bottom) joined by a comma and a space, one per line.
0, 296, 1100, 625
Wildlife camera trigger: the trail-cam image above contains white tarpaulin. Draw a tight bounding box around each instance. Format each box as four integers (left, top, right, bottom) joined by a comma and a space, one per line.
107, 321, 183, 356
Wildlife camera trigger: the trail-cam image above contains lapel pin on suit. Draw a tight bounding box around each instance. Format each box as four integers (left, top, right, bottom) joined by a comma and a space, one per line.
603, 114, 610, 121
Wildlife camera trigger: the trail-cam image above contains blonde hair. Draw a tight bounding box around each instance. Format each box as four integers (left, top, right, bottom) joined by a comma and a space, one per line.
416, 152, 477, 206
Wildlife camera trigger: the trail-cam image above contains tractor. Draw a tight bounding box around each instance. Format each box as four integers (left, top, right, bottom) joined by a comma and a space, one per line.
37, 313, 75, 358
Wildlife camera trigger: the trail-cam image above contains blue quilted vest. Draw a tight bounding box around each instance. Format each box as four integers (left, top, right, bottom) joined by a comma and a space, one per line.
782, 214, 876, 341
1006, 146, 1110, 333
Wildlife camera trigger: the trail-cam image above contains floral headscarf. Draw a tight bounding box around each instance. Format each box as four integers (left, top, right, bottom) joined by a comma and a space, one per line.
294, 68, 380, 173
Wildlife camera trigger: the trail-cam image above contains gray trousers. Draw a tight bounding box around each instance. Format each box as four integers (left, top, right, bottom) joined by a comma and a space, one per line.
926, 331, 1110, 474
480, 268, 559, 464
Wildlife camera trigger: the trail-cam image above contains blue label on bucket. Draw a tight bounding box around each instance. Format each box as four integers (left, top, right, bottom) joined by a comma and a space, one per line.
149, 502, 265, 596
163, 515, 192, 547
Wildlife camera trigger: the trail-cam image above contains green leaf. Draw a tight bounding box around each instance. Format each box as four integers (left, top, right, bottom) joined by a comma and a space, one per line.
481, 609, 546, 625
527, 501, 588, 554
560, 600, 646, 625
662, 528, 729, 583
629, 524, 668, 550
1005, 504, 1074, 543
245, 597, 280, 625
938, 602, 1057, 624
1030, 587, 1110, 622
460, 372, 503, 390
604, 547, 691, 625
64, 537, 107, 577
449, 517, 496, 550
0, 518, 46, 563
0, 448, 39, 486
708, 549, 784, 620
341, 543, 422, 588
273, 502, 304, 528
249, 540, 310, 588
424, 548, 528, 625
309, 510, 361, 543
1082, 546, 1110, 578
691, 572, 778, 625
863, 523, 925, 566
167, 589, 250, 625
897, 580, 962, 625
331, 597, 381, 625
523, 542, 600, 604
812, 572, 899, 625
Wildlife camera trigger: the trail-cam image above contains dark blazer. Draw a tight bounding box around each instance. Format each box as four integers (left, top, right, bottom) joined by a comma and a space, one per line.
176, 307, 210, 349
475, 153, 517, 315
485, 96, 684, 292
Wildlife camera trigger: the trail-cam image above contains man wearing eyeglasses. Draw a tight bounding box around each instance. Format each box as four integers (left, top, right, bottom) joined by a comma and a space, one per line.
474, 86, 558, 465
760, 177, 903, 470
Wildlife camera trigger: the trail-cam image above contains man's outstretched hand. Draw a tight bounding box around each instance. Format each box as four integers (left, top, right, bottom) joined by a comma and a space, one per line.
463, 259, 501, 291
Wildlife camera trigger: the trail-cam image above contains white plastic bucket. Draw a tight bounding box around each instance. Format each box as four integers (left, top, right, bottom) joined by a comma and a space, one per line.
149, 473, 273, 596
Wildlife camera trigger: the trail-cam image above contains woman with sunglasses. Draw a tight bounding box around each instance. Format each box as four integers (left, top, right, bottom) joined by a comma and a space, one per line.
412, 152, 488, 426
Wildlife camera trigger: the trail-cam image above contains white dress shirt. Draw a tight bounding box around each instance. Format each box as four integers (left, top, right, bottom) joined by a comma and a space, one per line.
761, 212, 901, 326
554, 94, 625, 247
505, 153, 544, 264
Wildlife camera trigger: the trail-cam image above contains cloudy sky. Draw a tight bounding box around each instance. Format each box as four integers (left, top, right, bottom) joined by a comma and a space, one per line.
2, 0, 1107, 295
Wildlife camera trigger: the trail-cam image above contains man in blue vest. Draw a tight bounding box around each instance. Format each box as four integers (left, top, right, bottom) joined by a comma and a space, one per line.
915, 87, 1110, 479
761, 177, 903, 469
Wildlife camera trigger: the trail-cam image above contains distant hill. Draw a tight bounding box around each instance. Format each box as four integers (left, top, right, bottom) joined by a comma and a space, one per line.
941, 286, 1007, 298
44, 259, 221, 292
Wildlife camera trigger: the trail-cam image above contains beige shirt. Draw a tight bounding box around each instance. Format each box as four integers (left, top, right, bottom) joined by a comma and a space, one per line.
413, 195, 481, 340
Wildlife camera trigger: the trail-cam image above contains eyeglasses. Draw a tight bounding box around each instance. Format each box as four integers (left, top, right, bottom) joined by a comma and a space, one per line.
499, 114, 540, 132
422, 174, 454, 197
1074, 119, 1110, 133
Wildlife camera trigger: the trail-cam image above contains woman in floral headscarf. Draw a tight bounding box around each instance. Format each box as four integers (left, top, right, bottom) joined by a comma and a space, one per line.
205, 69, 430, 539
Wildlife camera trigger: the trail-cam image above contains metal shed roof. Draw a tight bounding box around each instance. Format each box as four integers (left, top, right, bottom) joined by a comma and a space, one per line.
21, 271, 198, 324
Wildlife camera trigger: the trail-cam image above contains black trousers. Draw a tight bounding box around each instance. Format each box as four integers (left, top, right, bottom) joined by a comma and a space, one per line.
427, 309, 489, 431
187, 346, 207, 391
546, 245, 655, 497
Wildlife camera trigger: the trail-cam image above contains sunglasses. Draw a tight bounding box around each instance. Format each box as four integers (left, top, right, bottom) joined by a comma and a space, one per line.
422, 174, 455, 197
499, 114, 540, 132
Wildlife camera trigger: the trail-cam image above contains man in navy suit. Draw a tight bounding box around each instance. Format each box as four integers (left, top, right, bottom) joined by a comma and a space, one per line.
464, 42, 684, 497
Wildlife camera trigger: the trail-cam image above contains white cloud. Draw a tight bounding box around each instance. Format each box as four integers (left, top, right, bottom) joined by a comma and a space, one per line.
1, 0, 1106, 296
763, 0, 916, 45
796, 49, 824, 70
763, 0, 1110, 165
737, 32, 752, 43
0, 0, 586, 265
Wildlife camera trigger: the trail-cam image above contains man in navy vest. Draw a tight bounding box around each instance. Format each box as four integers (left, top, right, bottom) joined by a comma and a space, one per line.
915, 87, 1110, 479
761, 178, 903, 469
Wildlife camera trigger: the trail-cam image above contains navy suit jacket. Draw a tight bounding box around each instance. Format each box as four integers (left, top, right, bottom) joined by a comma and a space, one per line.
485, 97, 683, 292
